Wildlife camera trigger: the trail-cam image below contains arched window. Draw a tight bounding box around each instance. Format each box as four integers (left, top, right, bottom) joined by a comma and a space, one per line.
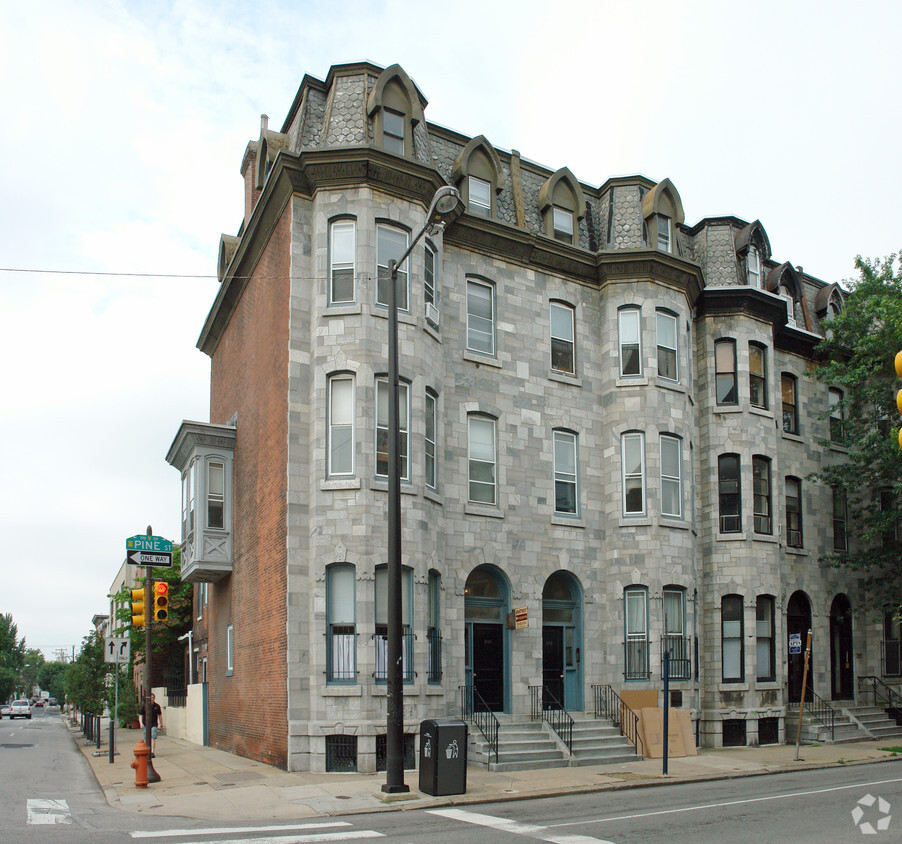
719, 454, 741, 533
618, 307, 642, 377
452, 135, 506, 220
538, 168, 585, 245
624, 586, 649, 680
328, 373, 355, 478
366, 64, 424, 158
329, 217, 356, 305
641, 178, 685, 255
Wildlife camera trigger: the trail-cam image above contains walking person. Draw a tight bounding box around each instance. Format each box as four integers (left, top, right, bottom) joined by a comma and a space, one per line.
139, 693, 163, 757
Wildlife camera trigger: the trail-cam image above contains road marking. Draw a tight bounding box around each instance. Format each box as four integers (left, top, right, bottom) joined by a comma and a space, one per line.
131, 822, 353, 838
27, 798, 72, 824
546, 775, 902, 828
158, 833, 384, 844
427, 808, 615, 843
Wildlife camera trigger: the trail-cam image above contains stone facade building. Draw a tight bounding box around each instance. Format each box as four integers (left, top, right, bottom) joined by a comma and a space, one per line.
166, 60, 898, 772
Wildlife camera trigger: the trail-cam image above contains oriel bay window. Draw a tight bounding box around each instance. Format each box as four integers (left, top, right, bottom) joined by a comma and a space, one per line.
722, 594, 744, 682
621, 432, 646, 516
375, 564, 413, 681
329, 219, 356, 304
207, 461, 224, 529
660, 435, 682, 519
328, 375, 355, 477
376, 378, 409, 480
327, 564, 356, 682
618, 308, 641, 377
624, 587, 649, 680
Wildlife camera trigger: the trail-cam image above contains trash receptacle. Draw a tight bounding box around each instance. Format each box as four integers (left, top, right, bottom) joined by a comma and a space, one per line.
419, 718, 467, 796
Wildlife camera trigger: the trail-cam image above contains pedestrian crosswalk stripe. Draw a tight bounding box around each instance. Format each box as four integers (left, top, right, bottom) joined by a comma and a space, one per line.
166, 832, 384, 844
27, 798, 72, 825
427, 808, 616, 844
131, 822, 352, 838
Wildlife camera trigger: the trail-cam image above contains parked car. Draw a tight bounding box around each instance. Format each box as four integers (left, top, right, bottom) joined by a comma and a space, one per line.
0, 704, 8, 718
9, 700, 31, 719
33, 699, 43, 707
48, 698, 57, 707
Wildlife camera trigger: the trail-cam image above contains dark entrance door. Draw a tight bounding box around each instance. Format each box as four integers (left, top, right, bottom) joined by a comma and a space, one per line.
788, 591, 813, 703
830, 594, 854, 700
472, 623, 504, 712
542, 626, 564, 708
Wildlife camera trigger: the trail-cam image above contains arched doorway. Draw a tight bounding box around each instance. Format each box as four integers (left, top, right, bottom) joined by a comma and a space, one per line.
541, 572, 583, 711
787, 591, 813, 703
830, 594, 854, 700
464, 566, 510, 712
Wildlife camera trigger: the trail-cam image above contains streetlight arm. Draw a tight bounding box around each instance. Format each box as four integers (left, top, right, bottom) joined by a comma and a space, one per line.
390, 185, 461, 270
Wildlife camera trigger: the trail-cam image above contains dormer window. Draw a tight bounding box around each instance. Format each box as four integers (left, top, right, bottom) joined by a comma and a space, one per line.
553, 206, 574, 243
382, 109, 405, 155
656, 214, 671, 252
748, 246, 761, 288
468, 176, 492, 217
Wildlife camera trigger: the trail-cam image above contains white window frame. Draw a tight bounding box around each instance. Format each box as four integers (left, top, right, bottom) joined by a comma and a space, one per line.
621, 431, 646, 516
625, 587, 649, 680
375, 378, 409, 481
468, 175, 491, 217
329, 219, 356, 305
660, 435, 682, 519
552, 206, 574, 243
466, 278, 495, 355
553, 429, 578, 516
657, 214, 671, 252
749, 343, 768, 409
721, 595, 744, 682
550, 301, 575, 375
226, 623, 234, 675
425, 389, 437, 490
376, 224, 410, 311
382, 108, 405, 154
468, 416, 496, 505
327, 563, 356, 683
618, 308, 642, 377
424, 242, 436, 307
747, 246, 761, 288
328, 374, 355, 477
656, 310, 678, 381
207, 460, 225, 529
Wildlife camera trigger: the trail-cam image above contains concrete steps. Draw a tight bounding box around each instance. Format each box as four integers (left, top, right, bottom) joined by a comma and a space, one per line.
844, 705, 902, 741
466, 713, 642, 771
786, 703, 902, 744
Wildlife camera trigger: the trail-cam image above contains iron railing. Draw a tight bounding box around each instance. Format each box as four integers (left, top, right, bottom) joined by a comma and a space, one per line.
624, 638, 649, 680
858, 675, 902, 722
661, 635, 692, 680
373, 629, 415, 681
788, 687, 836, 741
528, 685, 573, 753
592, 684, 644, 757
459, 684, 499, 765
427, 627, 442, 683
167, 688, 187, 708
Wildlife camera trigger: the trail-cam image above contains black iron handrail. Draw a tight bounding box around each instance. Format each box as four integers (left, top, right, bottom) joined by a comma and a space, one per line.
661, 635, 693, 680
858, 675, 902, 716
528, 685, 573, 753
592, 684, 644, 757
788, 688, 836, 741
459, 684, 499, 765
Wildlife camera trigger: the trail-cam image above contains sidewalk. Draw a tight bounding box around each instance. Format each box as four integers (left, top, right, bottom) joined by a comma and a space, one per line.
70, 718, 902, 822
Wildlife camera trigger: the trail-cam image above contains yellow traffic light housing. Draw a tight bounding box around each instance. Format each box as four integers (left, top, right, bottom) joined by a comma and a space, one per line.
131, 587, 146, 628
154, 581, 169, 622
896, 352, 902, 450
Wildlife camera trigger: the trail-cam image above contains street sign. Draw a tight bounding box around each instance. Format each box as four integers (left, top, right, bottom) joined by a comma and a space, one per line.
126, 534, 173, 553
789, 632, 802, 655
104, 636, 131, 664
127, 550, 173, 568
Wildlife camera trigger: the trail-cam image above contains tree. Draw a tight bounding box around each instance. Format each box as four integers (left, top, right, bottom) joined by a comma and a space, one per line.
65, 631, 108, 714
0, 613, 26, 700
38, 661, 69, 702
813, 253, 902, 615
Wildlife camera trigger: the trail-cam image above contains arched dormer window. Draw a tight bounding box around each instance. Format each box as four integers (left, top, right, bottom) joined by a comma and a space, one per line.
641, 178, 685, 255
538, 168, 585, 245
452, 135, 506, 219
814, 283, 845, 338
255, 123, 290, 190
366, 64, 425, 158
733, 220, 772, 288
218, 234, 239, 282
766, 262, 803, 328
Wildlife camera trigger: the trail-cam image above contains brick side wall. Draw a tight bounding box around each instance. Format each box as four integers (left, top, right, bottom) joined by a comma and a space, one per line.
207, 209, 291, 769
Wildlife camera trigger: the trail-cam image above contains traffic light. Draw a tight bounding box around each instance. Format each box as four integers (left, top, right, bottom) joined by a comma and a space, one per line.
895, 351, 902, 449
130, 588, 146, 628
153, 581, 169, 622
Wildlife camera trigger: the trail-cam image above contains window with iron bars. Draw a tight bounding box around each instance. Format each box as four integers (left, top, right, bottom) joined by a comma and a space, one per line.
373, 627, 415, 682
375, 733, 416, 771
325, 735, 357, 772
427, 627, 442, 683
661, 635, 692, 680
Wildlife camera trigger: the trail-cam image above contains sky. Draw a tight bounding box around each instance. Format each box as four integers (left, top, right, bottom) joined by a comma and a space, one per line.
1, 0, 900, 661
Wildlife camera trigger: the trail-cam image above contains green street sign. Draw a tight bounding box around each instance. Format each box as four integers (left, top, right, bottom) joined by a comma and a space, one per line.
125, 534, 173, 554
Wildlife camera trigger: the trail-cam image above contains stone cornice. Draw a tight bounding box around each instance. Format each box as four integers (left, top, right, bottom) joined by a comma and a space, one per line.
166, 420, 236, 472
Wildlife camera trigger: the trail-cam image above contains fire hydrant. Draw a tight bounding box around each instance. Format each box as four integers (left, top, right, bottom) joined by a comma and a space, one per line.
131, 739, 150, 788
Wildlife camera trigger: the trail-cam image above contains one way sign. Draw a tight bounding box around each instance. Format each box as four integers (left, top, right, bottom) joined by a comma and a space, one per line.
104, 637, 131, 664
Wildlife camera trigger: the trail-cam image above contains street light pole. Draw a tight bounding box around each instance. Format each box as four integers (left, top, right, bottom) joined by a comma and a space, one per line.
382, 185, 460, 794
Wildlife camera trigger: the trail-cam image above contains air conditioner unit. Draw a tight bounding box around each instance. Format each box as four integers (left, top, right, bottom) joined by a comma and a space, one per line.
425, 302, 440, 327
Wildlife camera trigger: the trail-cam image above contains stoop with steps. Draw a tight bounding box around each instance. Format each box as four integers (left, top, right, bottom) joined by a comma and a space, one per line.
786, 703, 902, 744
467, 712, 643, 771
